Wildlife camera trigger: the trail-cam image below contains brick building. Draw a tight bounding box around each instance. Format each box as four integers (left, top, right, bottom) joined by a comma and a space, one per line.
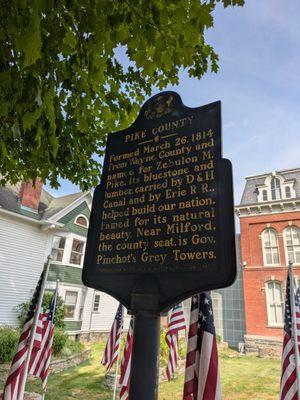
236, 168, 300, 355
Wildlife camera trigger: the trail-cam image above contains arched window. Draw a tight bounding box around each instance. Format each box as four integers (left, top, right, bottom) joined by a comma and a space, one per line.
265, 281, 284, 326
284, 226, 300, 264
75, 215, 88, 228
271, 177, 281, 200
285, 186, 291, 198
262, 190, 268, 201
262, 229, 280, 265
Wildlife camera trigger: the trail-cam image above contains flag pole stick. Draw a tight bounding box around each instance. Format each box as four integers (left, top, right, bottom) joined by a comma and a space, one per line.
112, 305, 124, 400
18, 255, 52, 400
288, 261, 300, 400
41, 279, 60, 400
112, 333, 122, 400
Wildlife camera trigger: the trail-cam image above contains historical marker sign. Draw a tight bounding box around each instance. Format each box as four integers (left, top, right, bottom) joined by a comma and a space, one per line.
83, 91, 236, 311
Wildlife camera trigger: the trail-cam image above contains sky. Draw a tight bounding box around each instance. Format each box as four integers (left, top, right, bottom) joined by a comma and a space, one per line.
45, 0, 300, 206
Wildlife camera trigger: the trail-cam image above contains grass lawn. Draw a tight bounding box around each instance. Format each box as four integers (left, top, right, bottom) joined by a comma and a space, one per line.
2, 343, 281, 399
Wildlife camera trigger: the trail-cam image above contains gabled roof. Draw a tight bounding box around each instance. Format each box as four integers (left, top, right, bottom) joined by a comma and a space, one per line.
42, 191, 88, 219
240, 167, 300, 206
0, 182, 91, 223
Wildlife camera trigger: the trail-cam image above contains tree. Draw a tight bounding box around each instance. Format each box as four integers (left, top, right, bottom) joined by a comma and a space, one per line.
0, 0, 244, 189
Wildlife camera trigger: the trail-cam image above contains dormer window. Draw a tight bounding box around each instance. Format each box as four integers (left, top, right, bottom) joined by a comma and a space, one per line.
262, 190, 268, 201
271, 177, 281, 200
75, 215, 88, 228
285, 186, 291, 198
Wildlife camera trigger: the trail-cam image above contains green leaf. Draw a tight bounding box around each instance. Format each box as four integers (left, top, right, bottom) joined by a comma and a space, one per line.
15, 9, 42, 67
63, 30, 77, 50
35, 124, 43, 147
50, 134, 59, 158
0, 102, 9, 117
23, 108, 42, 131
11, 122, 21, 138
0, 142, 8, 158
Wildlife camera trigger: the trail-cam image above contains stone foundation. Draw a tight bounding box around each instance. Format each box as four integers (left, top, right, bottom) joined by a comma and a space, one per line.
244, 334, 282, 357
0, 349, 91, 384
78, 331, 107, 343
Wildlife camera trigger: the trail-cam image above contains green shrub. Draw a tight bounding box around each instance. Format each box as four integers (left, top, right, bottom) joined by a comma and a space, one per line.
61, 339, 85, 357
0, 327, 20, 363
216, 334, 222, 343
160, 329, 187, 366
16, 293, 66, 329
52, 329, 68, 356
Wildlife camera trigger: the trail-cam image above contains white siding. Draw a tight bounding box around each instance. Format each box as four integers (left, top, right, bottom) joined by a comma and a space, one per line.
0, 214, 48, 326
81, 288, 95, 331
81, 289, 130, 332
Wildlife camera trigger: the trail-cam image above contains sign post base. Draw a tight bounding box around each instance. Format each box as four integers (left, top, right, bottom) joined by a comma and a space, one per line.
129, 277, 160, 400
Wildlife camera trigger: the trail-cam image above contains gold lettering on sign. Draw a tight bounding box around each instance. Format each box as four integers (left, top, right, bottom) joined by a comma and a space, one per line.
97, 111, 219, 271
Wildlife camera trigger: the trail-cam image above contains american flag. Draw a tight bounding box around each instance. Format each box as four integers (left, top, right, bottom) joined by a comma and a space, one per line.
119, 317, 134, 400
29, 289, 57, 389
102, 303, 124, 371
280, 275, 300, 400
165, 303, 186, 381
1, 272, 44, 400
183, 292, 221, 400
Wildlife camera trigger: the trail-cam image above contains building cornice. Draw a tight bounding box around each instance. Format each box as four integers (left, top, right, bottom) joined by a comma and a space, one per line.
235, 199, 300, 217
245, 167, 300, 180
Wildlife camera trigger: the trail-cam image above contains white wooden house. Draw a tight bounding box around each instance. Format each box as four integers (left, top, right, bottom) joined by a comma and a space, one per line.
0, 180, 129, 338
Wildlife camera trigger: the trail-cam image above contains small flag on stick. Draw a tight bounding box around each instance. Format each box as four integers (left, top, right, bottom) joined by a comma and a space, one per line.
29, 286, 58, 392
119, 317, 134, 400
280, 269, 300, 400
102, 303, 124, 371
1, 272, 45, 400
165, 303, 186, 380
183, 292, 221, 400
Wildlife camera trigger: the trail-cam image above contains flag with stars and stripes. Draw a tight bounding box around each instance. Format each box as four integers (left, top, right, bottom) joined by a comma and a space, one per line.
102, 303, 124, 371
165, 303, 186, 381
1, 272, 45, 400
183, 292, 221, 400
119, 317, 134, 400
29, 288, 58, 389
280, 275, 300, 400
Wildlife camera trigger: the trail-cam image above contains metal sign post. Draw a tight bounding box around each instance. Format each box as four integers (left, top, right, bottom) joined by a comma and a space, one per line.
129, 277, 160, 400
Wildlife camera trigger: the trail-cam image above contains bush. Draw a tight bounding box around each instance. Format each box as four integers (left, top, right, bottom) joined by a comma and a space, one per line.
62, 339, 85, 357
16, 292, 66, 329
52, 329, 68, 356
216, 334, 222, 343
160, 329, 187, 366
0, 327, 20, 363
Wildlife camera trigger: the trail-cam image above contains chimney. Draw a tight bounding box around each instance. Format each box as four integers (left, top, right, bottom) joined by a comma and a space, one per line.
18, 178, 43, 212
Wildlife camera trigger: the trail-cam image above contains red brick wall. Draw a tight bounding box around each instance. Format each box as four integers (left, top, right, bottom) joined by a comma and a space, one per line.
240, 211, 300, 337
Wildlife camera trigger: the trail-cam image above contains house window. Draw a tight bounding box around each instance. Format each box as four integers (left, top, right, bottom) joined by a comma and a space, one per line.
285, 187, 291, 198
262, 190, 268, 201
284, 226, 300, 264
271, 177, 282, 200
262, 229, 280, 265
75, 215, 88, 228
266, 281, 284, 326
65, 291, 78, 318
69, 239, 85, 265
93, 294, 100, 312
51, 236, 66, 262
